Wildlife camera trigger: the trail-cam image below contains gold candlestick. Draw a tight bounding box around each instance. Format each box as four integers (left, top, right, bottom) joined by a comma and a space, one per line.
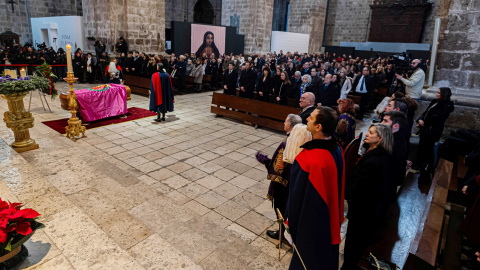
1, 92, 39, 152
64, 72, 86, 141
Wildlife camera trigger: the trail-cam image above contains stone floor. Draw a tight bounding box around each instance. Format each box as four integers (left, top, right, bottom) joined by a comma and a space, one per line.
0, 82, 361, 269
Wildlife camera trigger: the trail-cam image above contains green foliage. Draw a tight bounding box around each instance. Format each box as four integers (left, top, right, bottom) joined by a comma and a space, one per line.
0, 76, 50, 96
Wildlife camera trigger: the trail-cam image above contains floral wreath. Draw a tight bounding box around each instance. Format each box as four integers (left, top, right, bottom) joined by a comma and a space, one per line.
87, 84, 111, 92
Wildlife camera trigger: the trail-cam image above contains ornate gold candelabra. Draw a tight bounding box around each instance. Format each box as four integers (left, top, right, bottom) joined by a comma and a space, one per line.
2, 92, 39, 152
64, 72, 86, 141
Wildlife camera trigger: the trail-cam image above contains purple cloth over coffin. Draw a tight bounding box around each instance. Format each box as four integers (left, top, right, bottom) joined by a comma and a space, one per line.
74, 84, 128, 122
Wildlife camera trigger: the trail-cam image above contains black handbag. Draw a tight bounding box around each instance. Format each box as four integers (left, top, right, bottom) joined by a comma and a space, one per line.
367, 253, 399, 270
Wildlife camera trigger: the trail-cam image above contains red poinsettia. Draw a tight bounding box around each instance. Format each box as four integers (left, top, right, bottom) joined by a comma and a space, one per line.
0, 198, 40, 244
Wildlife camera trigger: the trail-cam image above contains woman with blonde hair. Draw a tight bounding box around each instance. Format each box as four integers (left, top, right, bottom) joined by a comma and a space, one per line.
342, 123, 394, 269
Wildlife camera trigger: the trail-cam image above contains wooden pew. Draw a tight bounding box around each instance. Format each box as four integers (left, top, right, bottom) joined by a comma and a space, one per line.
357, 159, 453, 270
211, 93, 301, 132
124, 74, 217, 96
124, 74, 150, 96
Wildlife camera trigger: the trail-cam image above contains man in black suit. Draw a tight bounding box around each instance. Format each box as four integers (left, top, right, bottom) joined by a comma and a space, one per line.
298, 92, 316, 124
290, 71, 302, 101
239, 61, 256, 98
256, 54, 265, 73
223, 62, 238, 96
310, 68, 322, 90
382, 111, 408, 187
133, 51, 142, 75
123, 51, 134, 74
300, 62, 311, 76
315, 74, 339, 108
352, 67, 375, 119
174, 55, 187, 92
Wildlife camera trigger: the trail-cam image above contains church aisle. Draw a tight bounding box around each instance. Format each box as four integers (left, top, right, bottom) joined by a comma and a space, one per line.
0, 82, 303, 269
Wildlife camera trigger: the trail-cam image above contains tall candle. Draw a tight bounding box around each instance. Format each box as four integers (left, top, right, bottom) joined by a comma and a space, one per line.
10, 70, 17, 79
20, 69, 26, 78
4, 69, 10, 76
66, 44, 73, 73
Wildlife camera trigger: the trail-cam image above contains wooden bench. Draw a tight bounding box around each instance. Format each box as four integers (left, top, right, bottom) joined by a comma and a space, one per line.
123, 74, 151, 96
211, 92, 301, 132
357, 158, 454, 270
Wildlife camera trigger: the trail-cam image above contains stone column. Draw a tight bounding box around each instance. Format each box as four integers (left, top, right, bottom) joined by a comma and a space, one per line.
435, 0, 480, 98
287, 0, 328, 53
82, 0, 166, 55
222, 0, 274, 54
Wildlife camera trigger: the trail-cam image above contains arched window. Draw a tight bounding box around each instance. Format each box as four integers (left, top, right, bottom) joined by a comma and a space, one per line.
194, 0, 215, 25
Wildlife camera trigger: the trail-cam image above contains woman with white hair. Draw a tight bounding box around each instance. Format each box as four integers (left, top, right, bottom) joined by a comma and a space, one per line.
283, 124, 313, 164
255, 114, 306, 244
300, 74, 315, 98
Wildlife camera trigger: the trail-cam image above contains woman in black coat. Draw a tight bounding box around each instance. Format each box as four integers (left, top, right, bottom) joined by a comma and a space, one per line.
274, 71, 291, 105
342, 123, 394, 270
256, 67, 273, 102
417, 87, 455, 181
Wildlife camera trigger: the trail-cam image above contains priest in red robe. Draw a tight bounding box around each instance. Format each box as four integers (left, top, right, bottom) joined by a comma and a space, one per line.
149, 66, 174, 121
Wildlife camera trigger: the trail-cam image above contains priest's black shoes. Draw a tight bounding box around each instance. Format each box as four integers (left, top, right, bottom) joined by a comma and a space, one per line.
266, 230, 280, 240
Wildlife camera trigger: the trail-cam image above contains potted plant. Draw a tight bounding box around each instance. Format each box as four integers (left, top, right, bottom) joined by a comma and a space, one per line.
0, 197, 44, 268
0, 73, 49, 152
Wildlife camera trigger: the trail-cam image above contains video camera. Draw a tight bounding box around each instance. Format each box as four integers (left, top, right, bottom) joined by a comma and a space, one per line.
389, 52, 410, 76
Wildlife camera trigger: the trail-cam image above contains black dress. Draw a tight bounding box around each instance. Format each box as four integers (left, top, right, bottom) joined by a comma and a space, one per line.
256, 76, 273, 102
343, 147, 392, 269
273, 81, 291, 105
417, 99, 454, 173
73, 54, 85, 83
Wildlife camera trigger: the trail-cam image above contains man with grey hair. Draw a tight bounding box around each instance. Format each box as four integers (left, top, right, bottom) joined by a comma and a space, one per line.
255, 113, 302, 244
186, 59, 194, 76
174, 55, 187, 92
316, 74, 339, 108
291, 71, 302, 101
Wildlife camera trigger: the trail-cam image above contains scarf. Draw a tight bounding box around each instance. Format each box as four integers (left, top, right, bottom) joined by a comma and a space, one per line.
87, 57, 92, 73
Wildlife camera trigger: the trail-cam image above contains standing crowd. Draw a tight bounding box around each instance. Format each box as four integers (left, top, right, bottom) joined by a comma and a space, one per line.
3, 39, 466, 269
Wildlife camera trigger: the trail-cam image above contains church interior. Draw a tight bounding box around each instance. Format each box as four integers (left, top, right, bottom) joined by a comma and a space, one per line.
0, 0, 480, 269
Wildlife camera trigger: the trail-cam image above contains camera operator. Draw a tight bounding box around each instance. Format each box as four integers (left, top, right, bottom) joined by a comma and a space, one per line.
395, 59, 425, 99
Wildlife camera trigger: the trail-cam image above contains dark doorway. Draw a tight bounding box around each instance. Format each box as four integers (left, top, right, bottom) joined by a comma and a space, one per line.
194, 0, 215, 25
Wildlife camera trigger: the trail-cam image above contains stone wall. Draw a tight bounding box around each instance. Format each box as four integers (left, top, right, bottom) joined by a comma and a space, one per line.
221, 0, 274, 54
287, 0, 328, 53
323, 0, 440, 46
82, 0, 166, 55
165, 0, 222, 29
323, 0, 373, 46
0, 0, 82, 45
434, 0, 480, 98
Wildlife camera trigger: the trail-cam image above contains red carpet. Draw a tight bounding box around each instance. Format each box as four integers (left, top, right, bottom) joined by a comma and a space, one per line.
42, 107, 157, 134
